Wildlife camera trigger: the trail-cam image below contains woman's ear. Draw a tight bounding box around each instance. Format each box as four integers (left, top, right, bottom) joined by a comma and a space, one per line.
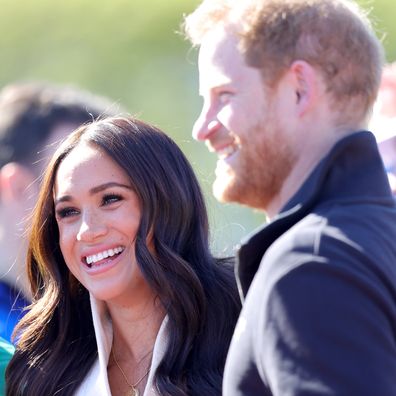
146, 226, 156, 255
0, 162, 35, 204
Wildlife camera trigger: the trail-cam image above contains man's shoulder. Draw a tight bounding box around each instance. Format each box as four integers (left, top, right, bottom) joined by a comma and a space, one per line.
247, 203, 396, 341
260, 202, 396, 287
273, 199, 396, 253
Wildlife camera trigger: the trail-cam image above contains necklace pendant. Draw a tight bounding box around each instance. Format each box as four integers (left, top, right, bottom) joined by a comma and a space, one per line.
126, 387, 139, 396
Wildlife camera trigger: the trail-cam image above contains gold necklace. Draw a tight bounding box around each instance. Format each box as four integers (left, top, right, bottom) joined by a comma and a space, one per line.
111, 348, 152, 396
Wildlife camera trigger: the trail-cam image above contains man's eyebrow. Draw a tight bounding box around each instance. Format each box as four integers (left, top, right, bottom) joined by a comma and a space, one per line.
54, 182, 133, 206
199, 80, 234, 96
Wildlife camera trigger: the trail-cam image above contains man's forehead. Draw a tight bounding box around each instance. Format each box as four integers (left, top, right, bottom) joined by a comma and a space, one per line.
199, 27, 238, 67
198, 29, 246, 91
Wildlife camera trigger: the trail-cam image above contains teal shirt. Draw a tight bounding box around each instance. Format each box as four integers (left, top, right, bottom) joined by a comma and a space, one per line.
0, 337, 13, 396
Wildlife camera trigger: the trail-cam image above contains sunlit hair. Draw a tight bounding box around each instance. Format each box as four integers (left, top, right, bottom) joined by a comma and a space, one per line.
184, 0, 384, 126
6, 116, 240, 395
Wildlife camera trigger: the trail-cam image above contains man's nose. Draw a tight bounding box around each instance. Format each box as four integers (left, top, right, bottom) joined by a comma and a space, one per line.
192, 106, 222, 141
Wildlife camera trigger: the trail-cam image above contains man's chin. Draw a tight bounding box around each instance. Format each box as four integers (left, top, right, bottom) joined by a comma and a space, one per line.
213, 176, 269, 210
213, 177, 240, 204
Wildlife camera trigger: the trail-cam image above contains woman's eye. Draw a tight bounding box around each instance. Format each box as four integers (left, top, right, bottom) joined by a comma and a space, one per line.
102, 194, 122, 206
56, 207, 79, 219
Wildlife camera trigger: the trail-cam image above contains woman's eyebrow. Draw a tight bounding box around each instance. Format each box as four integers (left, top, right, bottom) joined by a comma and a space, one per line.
89, 182, 133, 195
54, 182, 133, 206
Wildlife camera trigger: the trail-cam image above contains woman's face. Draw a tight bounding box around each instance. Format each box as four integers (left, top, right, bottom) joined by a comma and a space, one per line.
54, 142, 150, 303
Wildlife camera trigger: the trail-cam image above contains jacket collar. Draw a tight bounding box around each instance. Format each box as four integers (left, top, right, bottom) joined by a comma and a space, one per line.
236, 131, 394, 299
75, 295, 168, 396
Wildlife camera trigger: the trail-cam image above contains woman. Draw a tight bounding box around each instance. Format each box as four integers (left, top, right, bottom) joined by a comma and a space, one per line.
6, 116, 240, 395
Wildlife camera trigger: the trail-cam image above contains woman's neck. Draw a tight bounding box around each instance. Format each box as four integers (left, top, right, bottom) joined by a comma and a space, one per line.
107, 292, 166, 363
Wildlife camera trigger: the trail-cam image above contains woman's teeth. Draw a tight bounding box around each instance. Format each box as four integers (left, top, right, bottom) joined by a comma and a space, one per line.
85, 246, 124, 265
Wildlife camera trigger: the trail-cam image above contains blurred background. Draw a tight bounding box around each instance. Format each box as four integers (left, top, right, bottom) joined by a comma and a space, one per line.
0, 0, 394, 255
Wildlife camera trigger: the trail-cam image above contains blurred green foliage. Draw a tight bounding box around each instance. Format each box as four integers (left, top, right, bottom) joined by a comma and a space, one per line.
0, 0, 394, 253
368, 0, 396, 61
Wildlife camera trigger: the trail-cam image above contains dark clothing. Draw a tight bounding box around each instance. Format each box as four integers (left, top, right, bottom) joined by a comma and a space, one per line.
223, 132, 396, 396
0, 282, 28, 343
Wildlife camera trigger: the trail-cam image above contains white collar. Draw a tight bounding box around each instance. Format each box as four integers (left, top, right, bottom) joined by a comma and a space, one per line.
75, 294, 168, 396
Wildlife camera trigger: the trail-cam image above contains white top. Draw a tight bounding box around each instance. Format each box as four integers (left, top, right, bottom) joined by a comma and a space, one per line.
75, 294, 168, 396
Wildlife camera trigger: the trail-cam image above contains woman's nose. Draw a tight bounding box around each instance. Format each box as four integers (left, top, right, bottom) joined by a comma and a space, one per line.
76, 212, 107, 242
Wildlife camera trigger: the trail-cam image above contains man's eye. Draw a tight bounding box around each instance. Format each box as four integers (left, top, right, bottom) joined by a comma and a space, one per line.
102, 194, 122, 206
218, 92, 233, 104
56, 207, 79, 219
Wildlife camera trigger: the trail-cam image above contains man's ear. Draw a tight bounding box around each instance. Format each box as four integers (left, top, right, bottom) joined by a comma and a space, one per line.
0, 162, 35, 204
289, 60, 320, 117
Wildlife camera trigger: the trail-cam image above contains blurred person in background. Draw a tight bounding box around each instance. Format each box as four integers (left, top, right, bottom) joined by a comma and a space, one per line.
0, 337, 13, 396
6, 116, 240, 396
0, 81, 118, 342
184, 0, 396, 394
370, 62, 396, 195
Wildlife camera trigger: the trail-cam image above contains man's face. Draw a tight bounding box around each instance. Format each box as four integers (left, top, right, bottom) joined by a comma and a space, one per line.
193, 29, 296, 210
0, 121, 81, 297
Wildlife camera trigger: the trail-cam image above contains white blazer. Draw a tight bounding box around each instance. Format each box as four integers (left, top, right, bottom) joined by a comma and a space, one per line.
75, 295, 168, 396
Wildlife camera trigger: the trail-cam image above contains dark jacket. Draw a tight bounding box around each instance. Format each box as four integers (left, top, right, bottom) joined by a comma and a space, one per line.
223, 131, 396, 396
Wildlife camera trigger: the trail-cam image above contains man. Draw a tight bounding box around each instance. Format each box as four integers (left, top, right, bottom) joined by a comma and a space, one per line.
0, 81, 118, 342
370, 62, 396, 194
184, 0, 396, 395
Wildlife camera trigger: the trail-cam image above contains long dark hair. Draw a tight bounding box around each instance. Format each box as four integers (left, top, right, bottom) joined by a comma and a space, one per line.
6, 116, 241, 395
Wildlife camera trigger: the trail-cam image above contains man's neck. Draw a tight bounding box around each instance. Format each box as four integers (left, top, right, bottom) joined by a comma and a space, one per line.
266, 125, 360, 219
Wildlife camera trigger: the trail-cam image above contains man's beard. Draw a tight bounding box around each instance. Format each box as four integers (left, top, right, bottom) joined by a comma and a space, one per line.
213, 116, 296, 211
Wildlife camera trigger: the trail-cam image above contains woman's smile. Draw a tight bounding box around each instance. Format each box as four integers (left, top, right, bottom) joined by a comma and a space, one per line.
83, 245, 125, 267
